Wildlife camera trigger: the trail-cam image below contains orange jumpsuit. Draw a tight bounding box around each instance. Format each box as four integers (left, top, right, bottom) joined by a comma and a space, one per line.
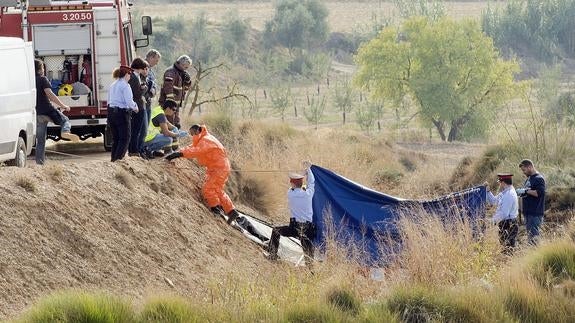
180, 126, 235, 213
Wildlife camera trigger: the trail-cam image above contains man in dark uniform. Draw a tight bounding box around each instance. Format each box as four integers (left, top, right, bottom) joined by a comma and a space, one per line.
517, 159, 546, 245
159, 55, 192, 130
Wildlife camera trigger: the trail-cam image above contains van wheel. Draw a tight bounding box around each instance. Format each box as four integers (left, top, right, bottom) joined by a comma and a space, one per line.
7, 137, 26, 167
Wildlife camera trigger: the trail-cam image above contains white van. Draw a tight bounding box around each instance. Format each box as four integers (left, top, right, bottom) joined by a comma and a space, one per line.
0, 37, 36, 167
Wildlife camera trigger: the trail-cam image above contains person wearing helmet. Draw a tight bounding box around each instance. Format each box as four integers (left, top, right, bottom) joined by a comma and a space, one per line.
34, 59, 80, 165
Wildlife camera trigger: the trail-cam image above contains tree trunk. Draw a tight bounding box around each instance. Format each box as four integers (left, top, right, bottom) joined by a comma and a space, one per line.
447, 126, 459, 142
342, 110, 346, 124
431, 119, 446, 141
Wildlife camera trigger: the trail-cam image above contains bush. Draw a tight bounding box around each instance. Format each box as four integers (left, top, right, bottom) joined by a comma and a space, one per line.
326, 287, 361, 314
19, 291, 135, 323
138, 297, 204, 322
387, 286, 484, 323
283, 303, 343, 323
16, 175, 37, 193
525, 241, 575, 289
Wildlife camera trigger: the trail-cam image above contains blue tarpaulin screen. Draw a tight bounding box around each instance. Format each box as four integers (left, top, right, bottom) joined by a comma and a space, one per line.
310, 165, 486, 265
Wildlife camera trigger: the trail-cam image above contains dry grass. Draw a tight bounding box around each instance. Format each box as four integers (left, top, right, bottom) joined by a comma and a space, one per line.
44, 164, 64, 181
140, 1, 496, 33
15, 176, 37, 193
389, 211, 502, 286
115, 169, 134, 189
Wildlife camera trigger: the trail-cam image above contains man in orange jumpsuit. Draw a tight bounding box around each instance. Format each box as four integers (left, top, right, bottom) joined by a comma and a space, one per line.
165, 124, 240, 224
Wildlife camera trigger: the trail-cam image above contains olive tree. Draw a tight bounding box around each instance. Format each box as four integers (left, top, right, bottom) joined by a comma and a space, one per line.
355, 17, 519, 141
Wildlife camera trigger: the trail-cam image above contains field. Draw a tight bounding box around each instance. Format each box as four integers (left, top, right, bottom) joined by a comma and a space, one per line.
139, 1, 497, 32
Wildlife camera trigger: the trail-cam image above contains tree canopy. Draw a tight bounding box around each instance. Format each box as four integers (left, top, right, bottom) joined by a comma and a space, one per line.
355, 17, 519, 141
263, 0, 329, 51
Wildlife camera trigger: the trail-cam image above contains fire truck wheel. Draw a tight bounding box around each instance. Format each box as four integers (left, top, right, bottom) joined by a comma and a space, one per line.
7, 137, 26, 167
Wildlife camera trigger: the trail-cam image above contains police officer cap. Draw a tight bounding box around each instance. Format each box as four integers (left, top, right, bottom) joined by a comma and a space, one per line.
288, 172, 304, 180
497, 173, 513, 180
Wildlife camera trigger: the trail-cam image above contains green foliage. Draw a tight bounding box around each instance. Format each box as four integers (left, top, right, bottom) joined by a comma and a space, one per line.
332, 78, 355, 124
304, 95, 327, 130
355, 104, 375, 133
270, 86, 291, 121
355, 17, 518, 142
525, 241, 575, 289
221, 10, 249, 59
138, 297, 203, 322
264, 0, 329, 51
283, 303, 343, 323
482, 0, 575, 62
287, 51, 330, 79
189, 12, 221, 64
19, 291, 135, 323
387, 287, 485, 323
392, 0, 446, 20
326, 288, 361, 314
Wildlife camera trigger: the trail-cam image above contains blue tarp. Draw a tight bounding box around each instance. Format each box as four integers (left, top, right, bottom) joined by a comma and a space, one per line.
310, 165, 486, 265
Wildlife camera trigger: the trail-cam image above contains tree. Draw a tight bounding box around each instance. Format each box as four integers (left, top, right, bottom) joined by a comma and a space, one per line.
304, 95, 327, 130
270, 86, 291, 122
355, 17, 519, 141
332, 78, 354, 124
263, 0, 329, 51
222, 10, 249, 59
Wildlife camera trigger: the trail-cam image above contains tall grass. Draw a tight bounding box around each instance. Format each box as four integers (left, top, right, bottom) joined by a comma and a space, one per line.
390, 211, 501, 286
18, 291, 135, 323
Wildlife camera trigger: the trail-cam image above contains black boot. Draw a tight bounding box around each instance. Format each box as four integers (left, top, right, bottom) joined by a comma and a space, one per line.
210, 205, 224, 216
226, 209, 240, 224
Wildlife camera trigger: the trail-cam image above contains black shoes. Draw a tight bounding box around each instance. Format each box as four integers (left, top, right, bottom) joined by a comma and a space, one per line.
226, 209, 240, 225
210, 205, 224, 216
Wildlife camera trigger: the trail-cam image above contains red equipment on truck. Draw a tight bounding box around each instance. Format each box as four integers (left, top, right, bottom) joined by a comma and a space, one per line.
0, 0, 152, 150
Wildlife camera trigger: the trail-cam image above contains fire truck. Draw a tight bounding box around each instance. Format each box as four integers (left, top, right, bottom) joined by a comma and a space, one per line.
0, 0, 152, 150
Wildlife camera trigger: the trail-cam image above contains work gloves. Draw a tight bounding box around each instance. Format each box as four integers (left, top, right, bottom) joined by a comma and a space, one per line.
165, 152, 183, 161
516, 188, 528, 196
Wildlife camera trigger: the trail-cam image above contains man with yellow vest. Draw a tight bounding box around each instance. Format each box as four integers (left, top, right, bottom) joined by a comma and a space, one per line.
142, 99, 188, 157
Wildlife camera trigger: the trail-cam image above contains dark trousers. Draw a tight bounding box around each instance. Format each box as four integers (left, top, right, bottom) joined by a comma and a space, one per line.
108, 108, 131, 162
129, 108, 146, 154
498, 219, 518, 254
269, 219, 315, 263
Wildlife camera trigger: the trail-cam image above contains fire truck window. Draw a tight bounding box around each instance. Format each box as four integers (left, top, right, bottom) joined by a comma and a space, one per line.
123, 24, 133, 63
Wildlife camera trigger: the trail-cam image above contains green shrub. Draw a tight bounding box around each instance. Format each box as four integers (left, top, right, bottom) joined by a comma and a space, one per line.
525, 241, 575, 288
283, 303, 344, 323
326, 287, 361, 314
138, 297, 204, 323
387, 286, 484, 323
19, 291, 135, 323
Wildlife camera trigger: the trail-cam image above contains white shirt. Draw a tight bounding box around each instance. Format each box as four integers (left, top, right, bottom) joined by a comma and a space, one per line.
287, 168, 315, 223
486, 186, 518, 224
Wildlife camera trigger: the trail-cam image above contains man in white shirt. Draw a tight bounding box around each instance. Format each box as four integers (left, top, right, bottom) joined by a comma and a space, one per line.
267, 161, 315, 264
486, 173, 519, 254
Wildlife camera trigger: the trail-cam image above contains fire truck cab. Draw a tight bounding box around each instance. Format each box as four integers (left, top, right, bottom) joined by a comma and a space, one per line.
0, 0, 152, 151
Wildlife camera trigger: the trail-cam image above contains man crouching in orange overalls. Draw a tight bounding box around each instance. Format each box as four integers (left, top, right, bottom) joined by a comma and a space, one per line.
165, 124, 240, 224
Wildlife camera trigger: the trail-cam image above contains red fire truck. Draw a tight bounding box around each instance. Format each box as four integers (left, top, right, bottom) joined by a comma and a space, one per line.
0, 0, 152, 150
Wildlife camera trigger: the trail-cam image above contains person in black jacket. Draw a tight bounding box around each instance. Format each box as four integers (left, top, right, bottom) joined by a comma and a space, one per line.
127, 58, 149, 158
517, 159, 546, 245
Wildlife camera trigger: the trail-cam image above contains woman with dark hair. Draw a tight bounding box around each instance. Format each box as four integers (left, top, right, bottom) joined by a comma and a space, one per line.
128, 57, 149, 158
107, 65, 138, 162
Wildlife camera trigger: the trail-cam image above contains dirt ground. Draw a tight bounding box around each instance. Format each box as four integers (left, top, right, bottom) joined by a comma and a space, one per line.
0, 155, 282, 320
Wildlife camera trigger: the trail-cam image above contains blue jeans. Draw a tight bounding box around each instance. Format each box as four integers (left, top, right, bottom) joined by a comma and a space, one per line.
525, 215, 543, 245
35, 111, 72, 165
143, 134, 173, 152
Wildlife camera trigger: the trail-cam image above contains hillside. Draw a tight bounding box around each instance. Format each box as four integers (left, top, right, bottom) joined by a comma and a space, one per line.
0, 158, 281, 320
